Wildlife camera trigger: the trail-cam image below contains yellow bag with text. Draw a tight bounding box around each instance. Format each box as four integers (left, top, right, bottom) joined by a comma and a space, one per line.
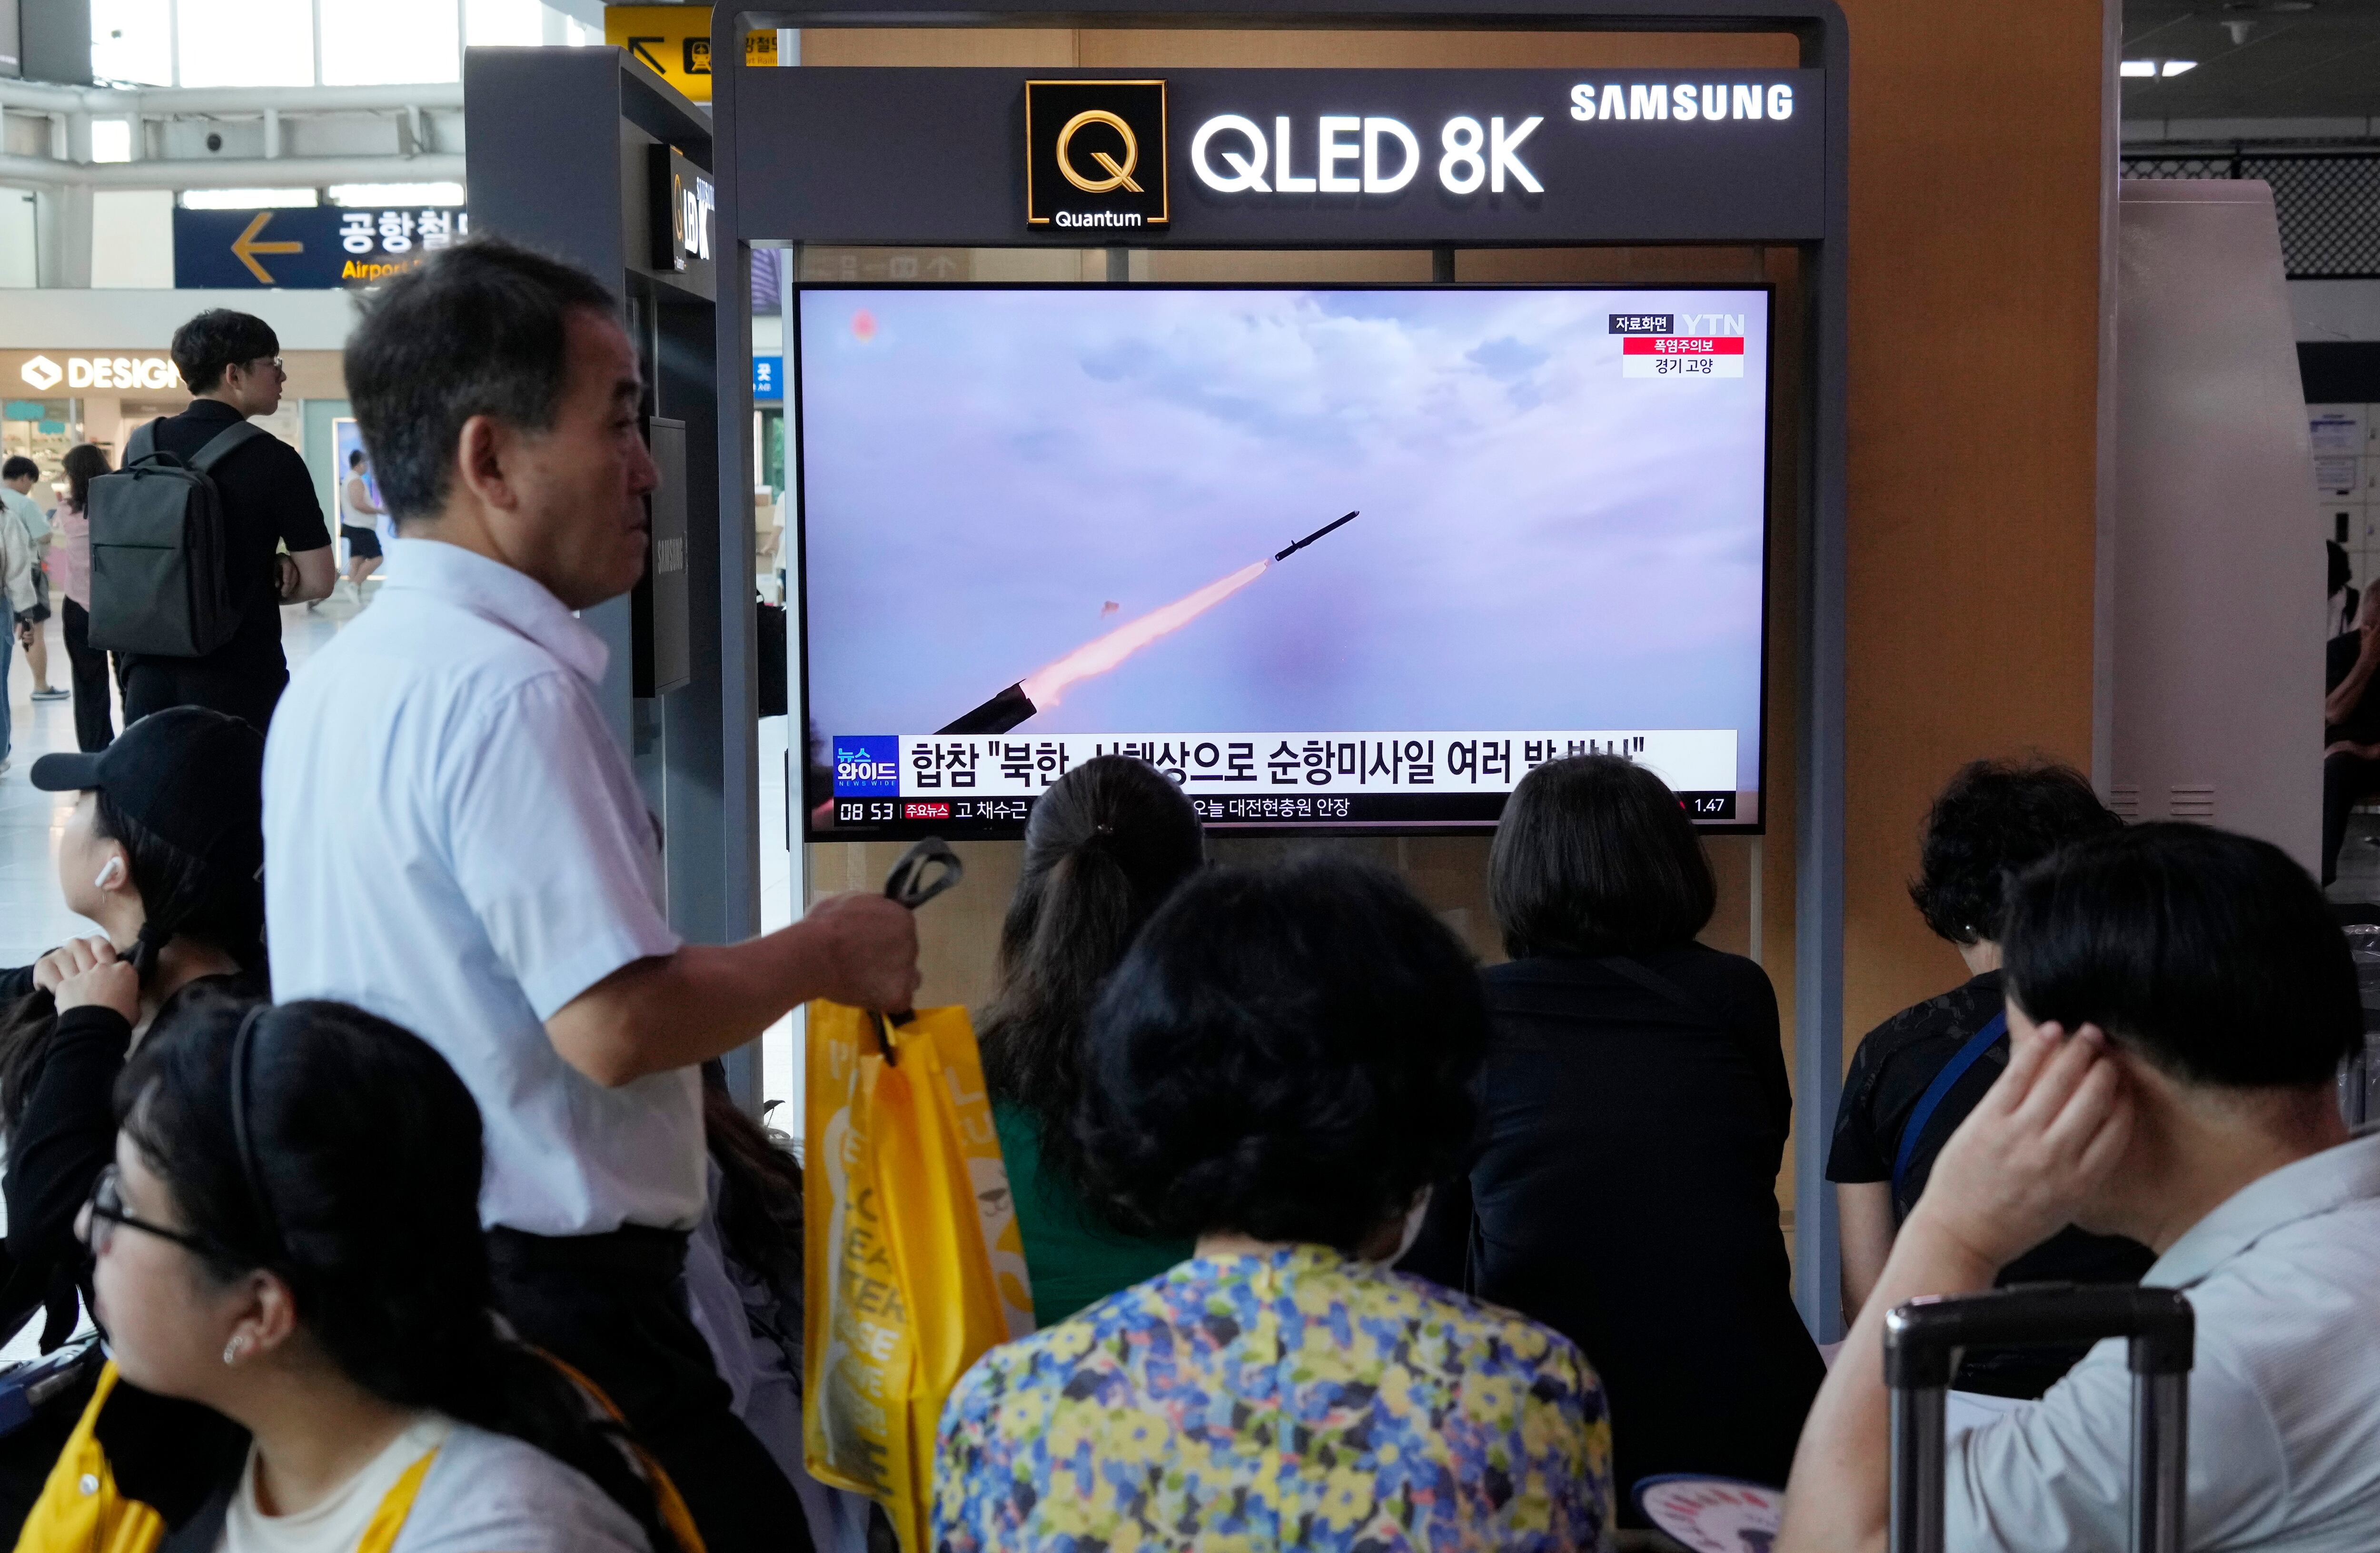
803, 1001, 1034, 1551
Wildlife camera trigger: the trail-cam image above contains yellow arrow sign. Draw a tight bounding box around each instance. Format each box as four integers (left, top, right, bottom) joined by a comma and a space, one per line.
231, 211, 304, 285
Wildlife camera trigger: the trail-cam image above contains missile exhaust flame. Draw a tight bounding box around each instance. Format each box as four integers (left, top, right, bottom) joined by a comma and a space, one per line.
1022, 559, 1271, 711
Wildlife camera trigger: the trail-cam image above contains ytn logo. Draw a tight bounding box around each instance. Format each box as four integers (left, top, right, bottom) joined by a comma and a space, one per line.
833, 737, 902, 797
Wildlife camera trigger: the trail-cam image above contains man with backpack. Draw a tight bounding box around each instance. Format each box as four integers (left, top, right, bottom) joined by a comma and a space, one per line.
102, 310, 334, 733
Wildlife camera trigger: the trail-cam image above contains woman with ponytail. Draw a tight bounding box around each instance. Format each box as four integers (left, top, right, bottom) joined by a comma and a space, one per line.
0, 708, 269, 1534
17, 997, 692, 1553
978, 754, 1205, 1328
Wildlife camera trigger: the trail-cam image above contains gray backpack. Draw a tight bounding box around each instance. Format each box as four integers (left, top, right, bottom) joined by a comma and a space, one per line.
85, 418, 264, 658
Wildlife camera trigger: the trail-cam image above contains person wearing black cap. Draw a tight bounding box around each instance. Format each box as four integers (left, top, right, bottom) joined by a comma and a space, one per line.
0, 707, 268, 1536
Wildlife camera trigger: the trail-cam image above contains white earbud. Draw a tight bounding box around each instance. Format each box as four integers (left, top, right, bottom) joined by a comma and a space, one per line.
93, 857, 124, 890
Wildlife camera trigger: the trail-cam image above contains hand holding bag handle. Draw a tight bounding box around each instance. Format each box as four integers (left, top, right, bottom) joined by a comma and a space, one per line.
870, 838, 963, 1064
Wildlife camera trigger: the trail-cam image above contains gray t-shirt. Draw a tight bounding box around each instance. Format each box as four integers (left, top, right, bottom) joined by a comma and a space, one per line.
390, 1422, 652, 1553
215, 1413, 651, 1553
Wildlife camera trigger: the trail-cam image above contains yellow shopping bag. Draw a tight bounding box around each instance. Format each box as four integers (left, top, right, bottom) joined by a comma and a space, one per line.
803, 999, 1034, 1551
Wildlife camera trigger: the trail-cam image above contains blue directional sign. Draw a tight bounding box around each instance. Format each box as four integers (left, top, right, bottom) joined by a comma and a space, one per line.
173, 205, 468, 289
753, 355, 783, 401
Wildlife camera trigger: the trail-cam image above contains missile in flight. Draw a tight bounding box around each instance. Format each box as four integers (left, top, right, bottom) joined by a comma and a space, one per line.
935, 514, 1358, 737
1274, 510, 1359, 562
938, 681, 1037, 736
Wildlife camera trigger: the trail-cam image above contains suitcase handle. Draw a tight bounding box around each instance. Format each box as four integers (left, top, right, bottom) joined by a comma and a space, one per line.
1885, 1284, 2193, 1553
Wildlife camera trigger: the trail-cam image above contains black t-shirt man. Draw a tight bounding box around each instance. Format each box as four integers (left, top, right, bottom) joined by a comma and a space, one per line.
121, 401, 331, 733
1828, 969, 2155, 1396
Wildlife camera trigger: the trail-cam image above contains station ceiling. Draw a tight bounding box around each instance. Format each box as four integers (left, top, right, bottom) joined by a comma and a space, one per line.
2123, 0, 2380, 119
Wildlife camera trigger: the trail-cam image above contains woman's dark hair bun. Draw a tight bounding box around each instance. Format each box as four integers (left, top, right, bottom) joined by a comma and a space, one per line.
978, 756, 1205, 1203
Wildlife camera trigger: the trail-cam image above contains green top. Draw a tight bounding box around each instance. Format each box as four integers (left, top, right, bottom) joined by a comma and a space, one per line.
992, 1096, 1194, 1331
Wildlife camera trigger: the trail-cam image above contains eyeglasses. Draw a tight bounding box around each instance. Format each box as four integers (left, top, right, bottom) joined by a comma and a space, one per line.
81, 1163, 225, 1260
242, 357, 285, 375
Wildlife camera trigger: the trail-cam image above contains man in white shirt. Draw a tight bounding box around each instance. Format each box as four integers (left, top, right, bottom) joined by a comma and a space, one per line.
264, 238, 919, 1553
0, 481, 35, 774
1, 456, 61, 704
1781, 823, 2380, 1553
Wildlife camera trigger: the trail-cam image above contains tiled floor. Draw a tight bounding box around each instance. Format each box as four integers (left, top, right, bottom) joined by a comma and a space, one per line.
2328, 809, 2380, 908
0, 602, 346, 967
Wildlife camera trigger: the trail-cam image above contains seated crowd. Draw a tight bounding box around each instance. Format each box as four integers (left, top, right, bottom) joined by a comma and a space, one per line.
2, 241, 2372, 1553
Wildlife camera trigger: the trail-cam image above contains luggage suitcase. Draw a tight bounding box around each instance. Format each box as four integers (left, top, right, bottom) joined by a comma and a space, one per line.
1884, 1283, 2194, 1553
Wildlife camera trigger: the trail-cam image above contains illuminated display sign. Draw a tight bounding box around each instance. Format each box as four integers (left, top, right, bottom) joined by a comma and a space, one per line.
741, 68, 1824, 246
18, 355, 179, 391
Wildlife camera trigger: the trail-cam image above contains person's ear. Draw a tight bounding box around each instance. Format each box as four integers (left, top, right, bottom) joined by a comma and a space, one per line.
453, 414, 523, 514
224, 1271, 302, 1366
92, 844, 130, 894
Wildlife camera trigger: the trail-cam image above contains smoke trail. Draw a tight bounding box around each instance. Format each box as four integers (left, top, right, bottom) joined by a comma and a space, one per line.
1021, 559, 1272, 711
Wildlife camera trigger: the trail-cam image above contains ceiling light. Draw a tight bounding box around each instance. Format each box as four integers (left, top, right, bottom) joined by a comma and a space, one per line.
2162, 59, 2198, 76
2121, 59, 2157, 77
180, 188, 318, 209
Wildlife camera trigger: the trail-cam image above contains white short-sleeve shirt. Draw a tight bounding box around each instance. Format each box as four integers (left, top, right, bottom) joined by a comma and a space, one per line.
1945, 1129, 2380, 1553
264, 537, 697, 1235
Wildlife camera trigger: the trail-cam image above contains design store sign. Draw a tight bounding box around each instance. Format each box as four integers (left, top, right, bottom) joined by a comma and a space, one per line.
17, 355, 179, 393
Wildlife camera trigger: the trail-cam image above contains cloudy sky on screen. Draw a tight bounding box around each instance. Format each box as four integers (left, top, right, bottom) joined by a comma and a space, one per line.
800, 286, 1769, 788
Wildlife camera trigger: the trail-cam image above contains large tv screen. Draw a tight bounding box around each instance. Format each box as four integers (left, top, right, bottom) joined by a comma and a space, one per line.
796, 283, 1771, 839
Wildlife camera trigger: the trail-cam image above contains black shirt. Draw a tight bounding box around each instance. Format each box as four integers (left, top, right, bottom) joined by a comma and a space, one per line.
1406, 946, 1825, 1513
0, 963, 268, 1348
134, 401, 330, 678
2328, 634, 2380, 746
1828, 970, 2155, 1395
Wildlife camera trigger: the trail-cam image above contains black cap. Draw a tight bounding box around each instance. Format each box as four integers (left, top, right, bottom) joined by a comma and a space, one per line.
31, 708, 265, 868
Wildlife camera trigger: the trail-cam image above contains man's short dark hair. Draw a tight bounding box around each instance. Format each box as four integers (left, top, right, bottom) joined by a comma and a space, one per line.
170, 309, 279, 394
2003, 823, 2360, 1088
1488, 753, 1716, 959
1909, 758, 2122, 947
0, 456, 37, 482
343, 237, 617, 523
347, 449, 366, 470
1076, 857, 1488, 1252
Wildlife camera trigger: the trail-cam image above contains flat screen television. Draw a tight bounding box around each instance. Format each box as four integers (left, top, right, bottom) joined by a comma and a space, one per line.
794, 283, 1771, 839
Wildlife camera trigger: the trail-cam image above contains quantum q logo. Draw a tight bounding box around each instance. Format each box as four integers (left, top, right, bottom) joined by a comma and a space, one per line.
1026, 80, 1169, 229
1057, 110, 1142, 194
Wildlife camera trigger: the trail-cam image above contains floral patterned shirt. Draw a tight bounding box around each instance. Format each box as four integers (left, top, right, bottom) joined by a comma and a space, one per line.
932, 1244, 1614, 1552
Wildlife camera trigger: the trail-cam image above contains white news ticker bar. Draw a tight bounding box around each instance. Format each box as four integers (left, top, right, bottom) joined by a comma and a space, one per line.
895, 729, 1739, 798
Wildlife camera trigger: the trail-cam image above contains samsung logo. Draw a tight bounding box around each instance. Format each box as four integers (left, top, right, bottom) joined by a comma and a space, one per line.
1570, 82, 1795, 122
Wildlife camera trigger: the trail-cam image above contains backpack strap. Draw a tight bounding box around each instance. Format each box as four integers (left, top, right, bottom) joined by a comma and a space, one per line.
124, 418, 160, 465
354, 1448, 441, 1553
188, 421, 268, 474
1890, 1009, 2011, 1206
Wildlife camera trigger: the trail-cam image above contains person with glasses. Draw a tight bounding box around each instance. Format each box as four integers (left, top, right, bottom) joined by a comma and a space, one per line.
0, 707, 270, 1535
16, 998, 695, 1553
114, 311, 335, 735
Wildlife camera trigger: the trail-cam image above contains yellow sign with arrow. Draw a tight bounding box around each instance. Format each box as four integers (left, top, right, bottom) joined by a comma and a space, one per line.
230, 211, 305, 285
604, 7, 779, 103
